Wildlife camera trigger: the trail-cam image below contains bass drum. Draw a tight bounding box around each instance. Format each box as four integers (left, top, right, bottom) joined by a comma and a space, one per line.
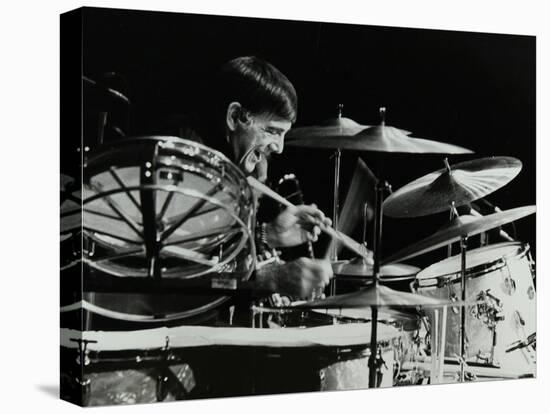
61, 137, 256, 330
414, 242, 536, 376
61, 320, 404, 405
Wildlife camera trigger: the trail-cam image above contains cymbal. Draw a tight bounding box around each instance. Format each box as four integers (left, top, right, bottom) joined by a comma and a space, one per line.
287, 123, 472, 154
332, 257, 420, 278
286, 115, 370, 141
293, 284, 454, 308
384, 157, 522, 217
383, 205, 536, 264
316, 307, 421, 329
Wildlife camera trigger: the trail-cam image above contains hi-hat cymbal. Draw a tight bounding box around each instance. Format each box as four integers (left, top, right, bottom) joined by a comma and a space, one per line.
293, 284, 454, 308
332, 257, 420, 278
383, 205, 536, 265
383, 157, 522, 218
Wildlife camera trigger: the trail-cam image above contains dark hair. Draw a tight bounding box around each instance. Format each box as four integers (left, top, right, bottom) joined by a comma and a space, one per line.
214, 56, 298, 123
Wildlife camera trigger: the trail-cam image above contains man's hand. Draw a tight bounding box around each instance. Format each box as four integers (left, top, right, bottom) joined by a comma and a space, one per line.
265, 204, 332, 248
255, 258, 334, 299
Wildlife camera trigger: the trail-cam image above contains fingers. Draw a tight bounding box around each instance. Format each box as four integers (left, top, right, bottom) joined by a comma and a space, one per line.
302, 225, 321, 242
295, 258, 334, 297
291, 205, 332, 243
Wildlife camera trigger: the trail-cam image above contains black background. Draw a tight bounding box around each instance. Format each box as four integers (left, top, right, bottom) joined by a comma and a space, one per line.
82, 7, 536, 268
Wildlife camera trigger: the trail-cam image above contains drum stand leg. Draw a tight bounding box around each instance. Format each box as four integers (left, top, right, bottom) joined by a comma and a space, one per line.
368, 180, 389, 388
459, 235, 468, 382
329, 148, 342, 296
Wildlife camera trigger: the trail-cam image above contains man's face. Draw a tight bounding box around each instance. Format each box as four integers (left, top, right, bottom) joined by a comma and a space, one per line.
230, 112, 292, 180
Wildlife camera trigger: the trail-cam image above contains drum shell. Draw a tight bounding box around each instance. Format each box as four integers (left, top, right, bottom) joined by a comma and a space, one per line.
70, 137, 256, 328
415, 242, 536, 373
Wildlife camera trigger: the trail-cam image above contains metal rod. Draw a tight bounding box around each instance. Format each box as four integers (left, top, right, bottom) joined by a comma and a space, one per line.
368, 305, 379, 388
362, 202, 369, 245
109, 167, 141, 212
368, 179, 386, 388
459, 235, 468, 382
447, 201, 458, 258
89, 183, 144, 241
372, 180, 386, 286
331, 148, 342, 262
160, 185, 221, 242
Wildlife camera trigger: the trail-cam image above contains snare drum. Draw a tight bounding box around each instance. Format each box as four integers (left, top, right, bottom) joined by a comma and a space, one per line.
415, 242, 536, 375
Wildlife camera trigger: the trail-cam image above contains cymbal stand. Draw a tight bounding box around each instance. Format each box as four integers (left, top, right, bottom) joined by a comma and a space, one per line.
459, 233, 468, 382
448, 199, 468, 383
329, 104, 344, 295
368, 179, 391, 388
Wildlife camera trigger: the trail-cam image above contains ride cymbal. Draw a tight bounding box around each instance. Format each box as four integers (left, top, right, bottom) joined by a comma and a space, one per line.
383, 205, 536, 264
293, 284, 455, 308
384, 157, 522, 218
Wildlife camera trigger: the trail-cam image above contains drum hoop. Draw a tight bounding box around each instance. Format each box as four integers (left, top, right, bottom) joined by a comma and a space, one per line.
417, 243, 529, 288
84, 136, 254, 218
86, 136, 234, 171
83, 184, 255, 280
61, 296, 231, 322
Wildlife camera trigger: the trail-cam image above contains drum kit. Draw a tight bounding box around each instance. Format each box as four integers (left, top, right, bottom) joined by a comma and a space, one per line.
60, 106, 536, 405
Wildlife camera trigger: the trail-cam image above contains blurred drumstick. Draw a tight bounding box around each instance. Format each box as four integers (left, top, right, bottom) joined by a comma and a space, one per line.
247, 176, 370, 260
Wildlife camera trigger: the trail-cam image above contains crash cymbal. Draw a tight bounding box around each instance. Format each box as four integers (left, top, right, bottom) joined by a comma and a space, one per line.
286, 115, 369, 142
384, 157, 522, 218
332, 257, 420, 278
293, 284, 454, 308
287, 122, 472, 154
383, 205, 536, 264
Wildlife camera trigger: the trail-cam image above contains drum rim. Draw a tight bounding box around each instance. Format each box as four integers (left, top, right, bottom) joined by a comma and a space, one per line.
416, 242, 529, 288
82, 184, 255, 279
86, 136, 235, 168
61, 295, 231, 322
79, 136, 257, 322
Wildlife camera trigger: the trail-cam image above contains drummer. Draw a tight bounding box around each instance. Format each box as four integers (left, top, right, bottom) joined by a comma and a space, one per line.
181, 56, 333, 299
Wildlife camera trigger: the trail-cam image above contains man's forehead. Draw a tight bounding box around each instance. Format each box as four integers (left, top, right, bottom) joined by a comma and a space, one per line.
263, 117, 292, 131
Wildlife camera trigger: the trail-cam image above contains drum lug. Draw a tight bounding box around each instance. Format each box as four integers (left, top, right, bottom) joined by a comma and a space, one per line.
70, 338, 97, 367
502, 277, 517, 296
513, 310, 526, 327
69, 338, 97, 406
83, 238, 95, 258
447, 287, 460, 314
75, 376, 91, 406
156, 374, 169, 402
156, 336, 176, 402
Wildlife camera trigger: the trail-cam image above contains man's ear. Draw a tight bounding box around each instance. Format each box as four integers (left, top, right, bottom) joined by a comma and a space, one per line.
226, 102, 243, 132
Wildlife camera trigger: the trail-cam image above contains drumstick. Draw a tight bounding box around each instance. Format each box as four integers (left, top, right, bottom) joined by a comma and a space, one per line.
247, 176, 370, 260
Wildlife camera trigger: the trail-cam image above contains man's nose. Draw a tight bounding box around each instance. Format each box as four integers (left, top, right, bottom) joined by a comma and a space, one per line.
269, 136, 284, 154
